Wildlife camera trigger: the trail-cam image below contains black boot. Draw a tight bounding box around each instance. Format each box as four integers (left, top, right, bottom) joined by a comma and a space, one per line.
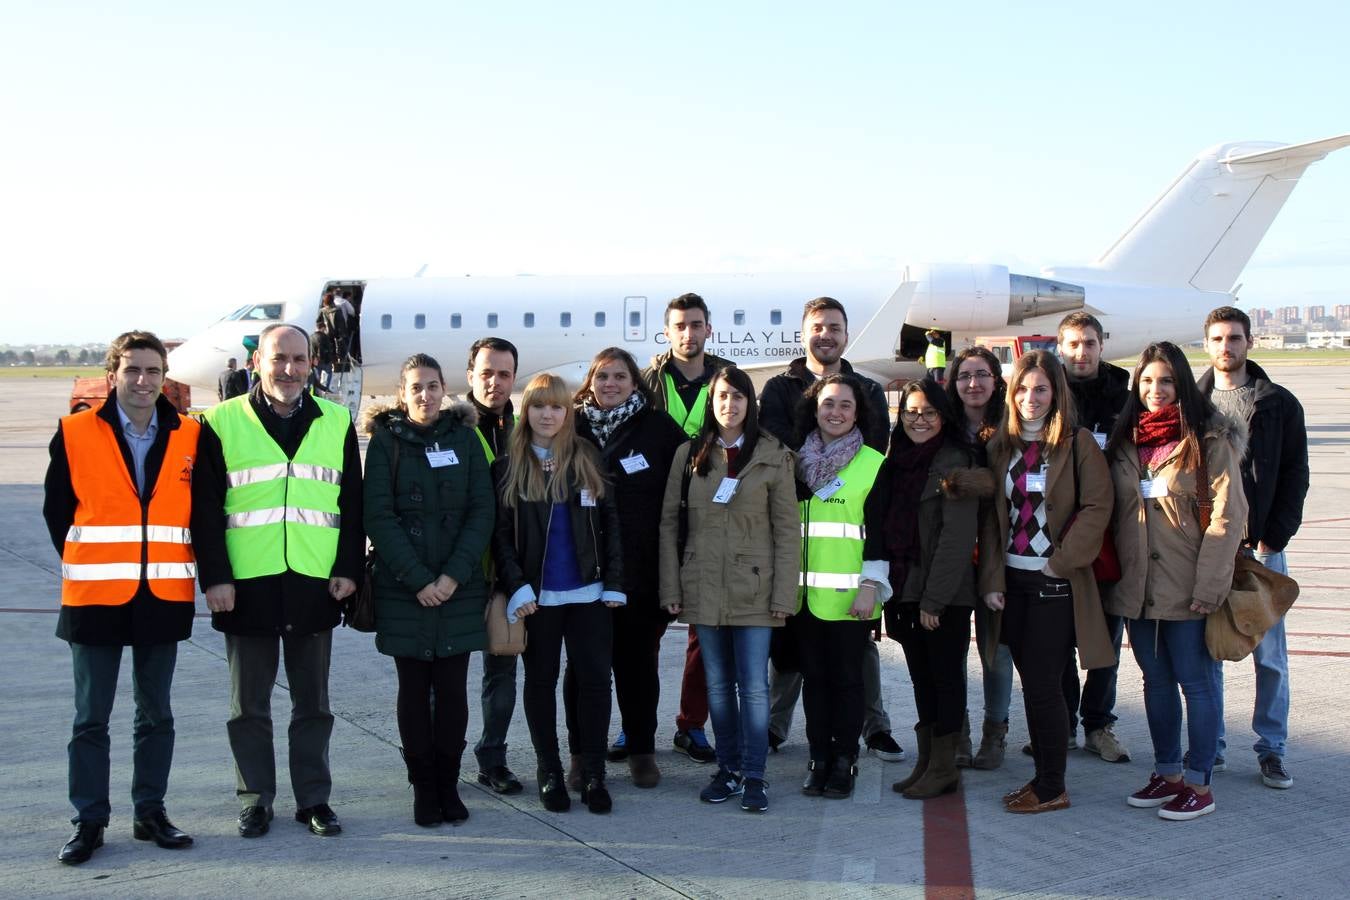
802, 757, 831, 797
823, 754, 858, 800
580, 756, 612, 814
401, 747, 442, 827
436, 742, 469, 824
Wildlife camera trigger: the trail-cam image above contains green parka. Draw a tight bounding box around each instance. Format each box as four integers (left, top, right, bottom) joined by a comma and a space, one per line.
362, 402, 495, 659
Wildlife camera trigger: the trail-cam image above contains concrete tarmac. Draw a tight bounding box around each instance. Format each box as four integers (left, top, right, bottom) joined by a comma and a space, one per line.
1, 370, 1348, 899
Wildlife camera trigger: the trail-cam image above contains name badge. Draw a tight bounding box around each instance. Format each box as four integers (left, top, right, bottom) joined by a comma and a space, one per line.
814, 477, 845, 501
426, 448, 459, 468
619, 453, 650, 474
1093, 432, 1108, 450
713, 477, 739, 504
1024, 468, 1047, 493
580, 489, 597, 507
1140, 476, 1168, 499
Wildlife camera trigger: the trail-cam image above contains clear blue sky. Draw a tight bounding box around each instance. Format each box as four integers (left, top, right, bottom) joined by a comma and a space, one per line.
2, 1, 1346, 343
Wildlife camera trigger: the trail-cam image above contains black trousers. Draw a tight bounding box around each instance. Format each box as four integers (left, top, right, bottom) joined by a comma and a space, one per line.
795, 604, 870, 759
393, 653, 471, 761
892, 604, 972, 738
1002, 568, 1077, 801
524, 601, 613, 777
565, 602, 669, 755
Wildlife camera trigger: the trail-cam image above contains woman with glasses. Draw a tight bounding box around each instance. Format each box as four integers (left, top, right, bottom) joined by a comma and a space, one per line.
944, 348, 1017, 770
978, 351, 1114, 813
880, 380, 993, 799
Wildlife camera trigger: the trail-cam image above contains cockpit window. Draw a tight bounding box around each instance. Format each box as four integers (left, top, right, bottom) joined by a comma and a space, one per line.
226, 304, 284, 322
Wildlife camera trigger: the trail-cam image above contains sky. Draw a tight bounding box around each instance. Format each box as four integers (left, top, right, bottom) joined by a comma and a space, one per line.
1, 1, 1347, 344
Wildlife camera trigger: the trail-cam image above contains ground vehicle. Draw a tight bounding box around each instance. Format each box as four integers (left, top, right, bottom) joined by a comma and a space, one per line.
971, 334, 1059, 367
69, 377, 192, 415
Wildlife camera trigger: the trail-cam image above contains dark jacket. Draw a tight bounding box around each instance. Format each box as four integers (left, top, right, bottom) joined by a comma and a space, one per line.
489, 456, 624, 604
44, 392, 196, 646
363, 402, 494, 659
1197, 361, 1309, 552
758, 357, 890, 452
218, 367, 248, 401
640, 350, 732, 415
575, 403, 686, 608
191, 386, 365, 636
1067, 360, 1131, 436
471, 396, 515, 462
867, 443, 995, 615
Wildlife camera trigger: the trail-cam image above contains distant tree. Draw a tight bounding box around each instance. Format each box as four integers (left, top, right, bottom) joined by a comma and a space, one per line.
0, 349, 15, 365
76, 348, 91, 365
55, 348, 71, 365
21, 350, 36, 366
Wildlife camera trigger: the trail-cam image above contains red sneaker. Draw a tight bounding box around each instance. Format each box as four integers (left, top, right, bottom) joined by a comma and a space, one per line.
1158, 786, 1215, 821
1127, 774, 1185, 808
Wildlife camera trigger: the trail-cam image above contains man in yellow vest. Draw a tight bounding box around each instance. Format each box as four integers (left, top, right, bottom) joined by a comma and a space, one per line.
464, 336, 525, 795
640, 293, 730, 763
924, 329, 948, 383
44, 331, 199, 864
192, 324, 364, 839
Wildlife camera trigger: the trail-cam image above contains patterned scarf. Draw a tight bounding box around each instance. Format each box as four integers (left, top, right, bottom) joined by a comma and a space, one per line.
580, 391, 645, 448
796, 426, 865, 492
1136, 403, 1182, 473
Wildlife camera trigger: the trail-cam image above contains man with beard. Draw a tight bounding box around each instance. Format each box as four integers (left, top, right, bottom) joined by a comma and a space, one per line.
192, 324, 364, 838
758, 296, 904, 763
639, 293, 730, 763
1198, 306, 1308, 789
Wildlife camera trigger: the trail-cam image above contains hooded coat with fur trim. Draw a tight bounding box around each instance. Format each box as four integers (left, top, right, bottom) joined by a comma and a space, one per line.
1105, 410, 1249, 621
362, 401, 495, 659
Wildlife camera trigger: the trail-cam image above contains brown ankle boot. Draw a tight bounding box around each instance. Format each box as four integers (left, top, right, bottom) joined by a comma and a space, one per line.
973, 720, 1009, 770
903, 731, 961, 799
628, 753, 661, 788
955, 714, 973, 768
892, 724, 931, 794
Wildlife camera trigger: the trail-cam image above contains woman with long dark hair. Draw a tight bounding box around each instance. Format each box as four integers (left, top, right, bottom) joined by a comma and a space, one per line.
881, 379, 994, 799
658, 366, 799, 813
978, 350, 1114, 813
1107, 341, 1246, 821
364, 354, 495, 826
491, 374, 625, 815
944, 346, 1016, 770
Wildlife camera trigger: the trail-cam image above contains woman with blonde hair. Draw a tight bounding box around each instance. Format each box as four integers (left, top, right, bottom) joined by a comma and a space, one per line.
979, 350, 1114, 813
491, 374, 625, 814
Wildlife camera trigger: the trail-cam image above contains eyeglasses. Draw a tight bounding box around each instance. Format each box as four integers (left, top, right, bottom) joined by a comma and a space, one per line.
955, 371, 994, 383
901, 408, 941, 423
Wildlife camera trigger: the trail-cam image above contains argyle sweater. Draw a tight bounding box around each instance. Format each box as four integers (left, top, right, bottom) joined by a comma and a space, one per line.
1005, 440, 1053, 570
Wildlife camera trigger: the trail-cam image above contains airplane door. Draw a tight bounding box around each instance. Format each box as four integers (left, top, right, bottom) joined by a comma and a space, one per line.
624, 296, 647, 342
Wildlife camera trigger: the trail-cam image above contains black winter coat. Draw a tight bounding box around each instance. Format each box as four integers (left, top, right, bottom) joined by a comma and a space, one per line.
490, 455, 624, 604
363, 402, 494, 660
575, 403, 686, 608
758, 357, 891, 452
1067, 361, 1131, 436
1198, 361, 1309, 552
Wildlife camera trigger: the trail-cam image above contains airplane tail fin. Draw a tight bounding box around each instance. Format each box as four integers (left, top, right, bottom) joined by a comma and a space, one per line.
1087, 134, 1350, 292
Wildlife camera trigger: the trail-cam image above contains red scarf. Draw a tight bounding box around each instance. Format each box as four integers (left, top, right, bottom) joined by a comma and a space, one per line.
1136, 403, 1181, 448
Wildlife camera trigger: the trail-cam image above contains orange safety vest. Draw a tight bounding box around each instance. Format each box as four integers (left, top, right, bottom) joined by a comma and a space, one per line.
60, 405, 200, 606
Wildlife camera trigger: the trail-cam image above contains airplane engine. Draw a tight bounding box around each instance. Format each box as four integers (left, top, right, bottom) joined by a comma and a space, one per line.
902, 263, 1084, 332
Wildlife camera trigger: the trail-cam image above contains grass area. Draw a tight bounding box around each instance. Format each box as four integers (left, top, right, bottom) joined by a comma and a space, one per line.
0, 366, 103, 379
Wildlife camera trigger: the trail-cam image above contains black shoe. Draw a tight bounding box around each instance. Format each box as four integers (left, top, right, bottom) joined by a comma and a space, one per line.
132, 811, 193, 848
538, 770, 571, 812
237, 805, 273, 838
823, 755, 858, 799
477, 765, 524, 795
768, 732, 785, 753
295, 803, 342, 836
58, 822, 104, 865
581, 778, 612, 814
673, 729, 717, 763
801, 759, 830, 797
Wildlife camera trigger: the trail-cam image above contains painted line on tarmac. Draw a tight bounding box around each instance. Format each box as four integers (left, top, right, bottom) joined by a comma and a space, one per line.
923, 790, 975, 900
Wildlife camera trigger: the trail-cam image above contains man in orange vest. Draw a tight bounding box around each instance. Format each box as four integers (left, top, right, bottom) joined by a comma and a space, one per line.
43, 331, 200, 865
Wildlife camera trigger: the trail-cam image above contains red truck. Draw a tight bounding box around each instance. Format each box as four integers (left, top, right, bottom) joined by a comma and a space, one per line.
69, 377, 192, 415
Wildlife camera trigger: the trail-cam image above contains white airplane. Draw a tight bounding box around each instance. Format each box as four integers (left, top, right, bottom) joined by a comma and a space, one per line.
169, 134, 1350, 413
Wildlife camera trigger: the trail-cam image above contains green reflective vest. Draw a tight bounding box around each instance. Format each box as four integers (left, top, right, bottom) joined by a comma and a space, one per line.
474, 413, 514, 464
204, 395, 349, 579
664, 372, 709, 437
924, 340, 947, 371
798, 445, 885, 621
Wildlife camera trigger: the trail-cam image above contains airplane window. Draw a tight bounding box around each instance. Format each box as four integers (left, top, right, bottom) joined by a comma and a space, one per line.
524, 313, 535, 328
734, 310, 745, 326
487, 313, 499, 328
629, 311, 640, 327
560, 312, 572, 328
225, 304, 283, 322
451, 313, 462, 329
381, 314, 392, 330
771, 309, 782, 325
414, 314, 426, 330
595, 312, 605, 327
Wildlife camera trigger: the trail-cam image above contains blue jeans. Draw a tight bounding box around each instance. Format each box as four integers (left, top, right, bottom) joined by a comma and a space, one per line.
69, 642, 178, 825
1128, 618, 1222, 785
1217, 549, 1290, 761
970, 601, 1014, 723
474, 652, 518, 770
695, 624, 771, 781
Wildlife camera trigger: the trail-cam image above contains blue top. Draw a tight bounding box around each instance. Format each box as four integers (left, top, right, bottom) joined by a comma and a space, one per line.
114, 401, 159, 494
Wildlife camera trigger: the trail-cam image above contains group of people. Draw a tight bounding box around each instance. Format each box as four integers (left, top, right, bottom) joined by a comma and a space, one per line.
45, 293, 1306, 864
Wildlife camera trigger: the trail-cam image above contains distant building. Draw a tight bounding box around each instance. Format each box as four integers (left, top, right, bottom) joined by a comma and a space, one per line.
1336, 304, 1350, 324
1249, 307, 1273, 328
1306, 305, 1326, 322
1277, 306, 1301, 325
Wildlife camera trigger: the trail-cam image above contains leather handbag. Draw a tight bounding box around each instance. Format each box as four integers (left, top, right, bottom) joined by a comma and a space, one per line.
484, 591, 526, 656
1193, 451, 1299, 662
1065, 430, 1122, 583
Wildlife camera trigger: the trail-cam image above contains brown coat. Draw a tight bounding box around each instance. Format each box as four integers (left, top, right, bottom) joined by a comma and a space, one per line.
1105, 413, 1249, 621
978, 427, 1116, 670
658, 434, 799, 627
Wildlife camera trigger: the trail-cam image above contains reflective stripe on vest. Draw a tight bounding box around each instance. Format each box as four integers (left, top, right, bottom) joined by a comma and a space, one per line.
663, 373, 709, 438
60, 405, 199, 606
203, 395, 348, 579
798, 445, 884, 621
